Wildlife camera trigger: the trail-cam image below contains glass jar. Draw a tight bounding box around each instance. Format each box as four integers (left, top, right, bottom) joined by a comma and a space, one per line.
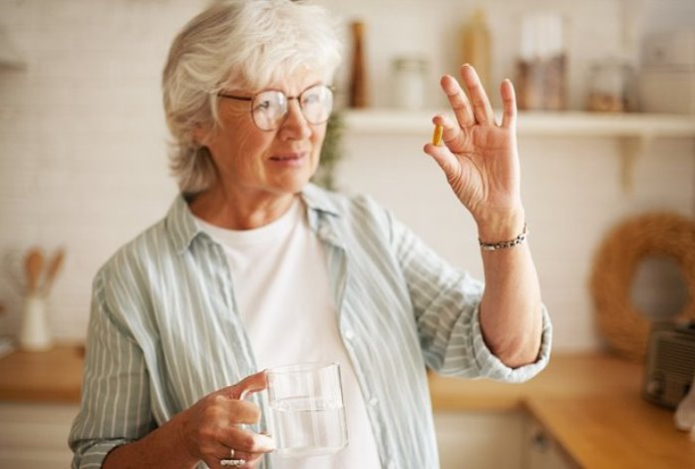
392, 56, 428, 110
516, 12, 567, 111
586, 60, 637, 112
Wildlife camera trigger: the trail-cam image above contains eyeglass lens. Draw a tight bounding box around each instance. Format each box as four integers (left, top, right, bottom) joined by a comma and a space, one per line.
252, 85, 333, 131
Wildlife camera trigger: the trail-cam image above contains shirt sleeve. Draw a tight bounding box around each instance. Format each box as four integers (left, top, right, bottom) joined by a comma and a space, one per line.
68, 270, 156, 468
386, 209, 552, 382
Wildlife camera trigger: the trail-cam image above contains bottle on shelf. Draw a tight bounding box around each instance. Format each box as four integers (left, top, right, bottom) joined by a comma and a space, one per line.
348, 20, 369, 108
461, 9, 492, 93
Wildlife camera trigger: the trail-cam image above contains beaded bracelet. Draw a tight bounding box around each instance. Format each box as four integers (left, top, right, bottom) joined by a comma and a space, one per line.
479, 223, 529, 251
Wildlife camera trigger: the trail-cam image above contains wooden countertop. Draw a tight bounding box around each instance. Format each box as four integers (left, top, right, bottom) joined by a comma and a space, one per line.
1, 346, 694, 467
429, 351, 695, 468
0, 344, 84, 403
428, 350, 643, 411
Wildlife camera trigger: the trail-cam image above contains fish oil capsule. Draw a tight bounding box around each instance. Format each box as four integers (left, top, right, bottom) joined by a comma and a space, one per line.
432, 124, 444, 146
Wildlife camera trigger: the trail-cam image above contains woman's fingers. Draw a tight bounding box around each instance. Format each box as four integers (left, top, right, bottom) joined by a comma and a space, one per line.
460, 64, 495, 125
218, 426, 275, 455
500, 78, 517, 129
183, 371, 274, 468
208, 444, 264, 469
423, 117, 462, 182
441, 74, 475, 128
432, 114, 465, 149
210, 427, 275, 468
223, 370, 268, 400
221, 396, 262, 425
441, 65, 511, 129
423, 143, 458, 180
215, 446, 265, 468
225, 448, 264, 464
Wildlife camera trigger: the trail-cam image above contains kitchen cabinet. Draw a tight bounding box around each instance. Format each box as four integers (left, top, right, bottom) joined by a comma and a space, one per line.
435, 410, 526, 469
0, 406, 575, 469
524, 416, 577, 469
1, 348, 694, 468
428, 353, 695, 468
434, 410, 576, 469
0, 403, 77, 468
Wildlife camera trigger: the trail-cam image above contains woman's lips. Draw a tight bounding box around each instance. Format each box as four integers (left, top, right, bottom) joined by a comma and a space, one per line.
269, 152, 307, 166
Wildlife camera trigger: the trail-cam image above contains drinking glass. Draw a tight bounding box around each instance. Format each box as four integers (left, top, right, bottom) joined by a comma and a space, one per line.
267, 362, 348, 457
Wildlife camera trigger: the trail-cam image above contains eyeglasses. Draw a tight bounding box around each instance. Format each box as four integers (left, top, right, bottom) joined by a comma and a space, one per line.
217, 84, 334, 131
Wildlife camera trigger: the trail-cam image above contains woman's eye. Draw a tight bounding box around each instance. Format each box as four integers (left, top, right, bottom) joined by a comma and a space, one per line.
255, 100, 272, 111
302, 94, 320, 105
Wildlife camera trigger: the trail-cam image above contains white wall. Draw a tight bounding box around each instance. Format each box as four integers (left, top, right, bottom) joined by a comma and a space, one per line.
337, 133, 694, 352
0, 0, 693, 352
0, 0, 203, 339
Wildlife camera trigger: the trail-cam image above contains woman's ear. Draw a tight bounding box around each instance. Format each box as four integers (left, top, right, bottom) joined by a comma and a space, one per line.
192, 122, 210, 146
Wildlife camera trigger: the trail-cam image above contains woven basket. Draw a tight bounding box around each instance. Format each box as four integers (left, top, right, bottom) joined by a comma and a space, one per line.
590, 212, 695, 360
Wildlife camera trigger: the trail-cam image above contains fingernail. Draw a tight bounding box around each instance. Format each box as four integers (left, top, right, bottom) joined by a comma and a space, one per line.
255, 433, 276, 451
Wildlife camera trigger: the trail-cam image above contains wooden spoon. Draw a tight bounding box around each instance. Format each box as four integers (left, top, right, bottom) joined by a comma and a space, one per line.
42, 247, 66, 296
24, 247, 44, 295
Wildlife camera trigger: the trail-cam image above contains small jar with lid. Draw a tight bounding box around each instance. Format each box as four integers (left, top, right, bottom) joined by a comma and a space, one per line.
392, 56, 428, 110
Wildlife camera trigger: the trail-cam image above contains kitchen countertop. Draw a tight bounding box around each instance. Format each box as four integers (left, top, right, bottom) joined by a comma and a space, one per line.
0, 344, 83, 403
1, 345, 693, 467
429, 352, 695, 468
428, 350, 643, 411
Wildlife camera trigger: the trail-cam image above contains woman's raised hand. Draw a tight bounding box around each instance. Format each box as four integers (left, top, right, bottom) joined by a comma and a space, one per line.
423, 64, 524, 238
176, 370, 274, 469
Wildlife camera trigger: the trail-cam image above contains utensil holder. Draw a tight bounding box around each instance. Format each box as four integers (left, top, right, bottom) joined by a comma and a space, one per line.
19, 294, 52, 351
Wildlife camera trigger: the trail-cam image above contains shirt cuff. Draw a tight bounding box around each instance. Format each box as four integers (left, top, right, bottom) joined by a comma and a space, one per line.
73, 439, 130, 468
471, 304, 553, 383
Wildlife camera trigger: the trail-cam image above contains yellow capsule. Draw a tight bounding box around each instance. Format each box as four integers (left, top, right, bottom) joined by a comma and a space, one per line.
432, 124, 444, 146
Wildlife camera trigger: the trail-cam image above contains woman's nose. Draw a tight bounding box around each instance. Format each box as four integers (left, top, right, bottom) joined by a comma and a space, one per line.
279, 100, 312, 139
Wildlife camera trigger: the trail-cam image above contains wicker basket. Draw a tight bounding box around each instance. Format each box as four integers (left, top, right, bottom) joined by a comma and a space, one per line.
590, 212, 695, 360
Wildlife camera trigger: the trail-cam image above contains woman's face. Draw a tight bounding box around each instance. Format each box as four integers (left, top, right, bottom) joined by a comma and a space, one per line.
198, 70, 329, 200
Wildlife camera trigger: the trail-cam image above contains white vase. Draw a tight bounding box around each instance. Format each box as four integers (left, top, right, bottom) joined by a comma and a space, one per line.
19, 294, 52, 351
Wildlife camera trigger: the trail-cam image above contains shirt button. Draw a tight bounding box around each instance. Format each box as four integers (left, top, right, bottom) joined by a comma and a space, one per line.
344, 329, 355, 341
369, 397, 378, 406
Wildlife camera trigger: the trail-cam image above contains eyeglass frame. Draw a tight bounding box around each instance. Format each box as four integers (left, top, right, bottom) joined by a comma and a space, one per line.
216, 83, 335, 132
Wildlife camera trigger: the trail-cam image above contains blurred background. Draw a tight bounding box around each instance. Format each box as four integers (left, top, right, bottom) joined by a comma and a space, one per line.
1, 0, 693, 352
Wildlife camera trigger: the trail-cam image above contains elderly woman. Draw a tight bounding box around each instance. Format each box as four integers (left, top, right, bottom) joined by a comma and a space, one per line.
69, 1, 551, 468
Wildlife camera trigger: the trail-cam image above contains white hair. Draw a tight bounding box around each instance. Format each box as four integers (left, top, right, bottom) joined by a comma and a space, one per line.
162, 0, 343, 194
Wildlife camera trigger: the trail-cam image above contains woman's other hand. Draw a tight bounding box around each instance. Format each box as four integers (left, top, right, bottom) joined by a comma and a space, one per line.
423, 64, 524, 239
176, 370, 274, 469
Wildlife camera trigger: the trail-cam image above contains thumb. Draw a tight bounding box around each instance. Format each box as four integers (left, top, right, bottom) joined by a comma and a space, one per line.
423, 142, 460, 181
225, 369, 268, 400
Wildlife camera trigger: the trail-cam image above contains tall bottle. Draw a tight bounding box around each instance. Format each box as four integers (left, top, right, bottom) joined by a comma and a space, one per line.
461, 9, 491, 92
348, 20, 369, 108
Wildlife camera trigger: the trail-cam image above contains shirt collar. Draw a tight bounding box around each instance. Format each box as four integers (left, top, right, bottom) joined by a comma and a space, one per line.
300, 182, 340, 217
165, 183, 341, 254
165, 194, 203, 254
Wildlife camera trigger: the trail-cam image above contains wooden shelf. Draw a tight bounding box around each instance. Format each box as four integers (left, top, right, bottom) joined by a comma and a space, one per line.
342, 109, 695, 193
342, 109, 695, 139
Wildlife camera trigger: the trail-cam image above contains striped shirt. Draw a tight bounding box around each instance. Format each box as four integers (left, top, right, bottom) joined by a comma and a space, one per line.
68, 183, 552, 468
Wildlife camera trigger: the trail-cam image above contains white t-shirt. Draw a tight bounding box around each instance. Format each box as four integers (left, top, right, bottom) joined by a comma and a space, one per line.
195, 198, 381, 469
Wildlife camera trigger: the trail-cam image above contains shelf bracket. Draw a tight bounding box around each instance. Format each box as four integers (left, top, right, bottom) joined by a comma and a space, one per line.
618, 136, 651, 194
